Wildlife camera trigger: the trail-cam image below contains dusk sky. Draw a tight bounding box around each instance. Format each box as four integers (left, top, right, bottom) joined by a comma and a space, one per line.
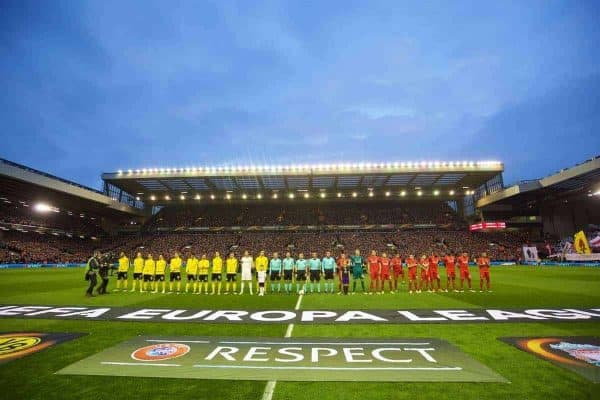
1, 0, 599, 189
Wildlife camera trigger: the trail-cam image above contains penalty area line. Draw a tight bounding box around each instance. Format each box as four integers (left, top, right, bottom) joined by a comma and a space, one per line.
261, 293, 303, 400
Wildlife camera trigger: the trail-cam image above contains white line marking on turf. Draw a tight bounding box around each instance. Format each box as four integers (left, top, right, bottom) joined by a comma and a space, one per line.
261, 293, 303, 400
195, 365, 463, 371
146, 339, 210, 343
101, 362, 181, 367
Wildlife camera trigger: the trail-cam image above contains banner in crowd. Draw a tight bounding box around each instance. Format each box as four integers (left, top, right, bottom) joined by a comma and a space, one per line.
162, 223, 451, 233
57, 336, 506, 382
574, 231, 592, 254
2, 305, 600, 325
522, 246, 539, 262
499, 336, 600, 382
0, 332, 84, 364
0, 263, 85, 269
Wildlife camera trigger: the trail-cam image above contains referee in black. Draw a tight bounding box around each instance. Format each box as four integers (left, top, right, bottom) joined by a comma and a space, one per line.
85, 250, 100, 297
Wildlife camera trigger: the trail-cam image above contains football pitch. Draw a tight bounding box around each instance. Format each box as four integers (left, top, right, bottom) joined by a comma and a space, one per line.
0, 266, 599, 399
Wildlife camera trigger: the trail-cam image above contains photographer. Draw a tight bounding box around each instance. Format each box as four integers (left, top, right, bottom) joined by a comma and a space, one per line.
85, 251, 100, 297
97, 253, 110, 294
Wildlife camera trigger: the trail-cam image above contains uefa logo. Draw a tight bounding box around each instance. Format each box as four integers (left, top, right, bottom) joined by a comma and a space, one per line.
131, 343, 190, 361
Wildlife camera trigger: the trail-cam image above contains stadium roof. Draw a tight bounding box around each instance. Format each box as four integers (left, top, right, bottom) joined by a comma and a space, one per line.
102, 160, 503, 204
476, 156, 600, 209
0, 158, 144, 217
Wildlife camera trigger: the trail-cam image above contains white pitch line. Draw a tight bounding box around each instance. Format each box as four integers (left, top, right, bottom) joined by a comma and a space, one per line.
101, 362, 181, 367
261, 293, 303, 400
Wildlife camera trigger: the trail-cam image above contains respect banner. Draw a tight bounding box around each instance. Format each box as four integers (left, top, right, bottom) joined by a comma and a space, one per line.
57, 336, 506, 382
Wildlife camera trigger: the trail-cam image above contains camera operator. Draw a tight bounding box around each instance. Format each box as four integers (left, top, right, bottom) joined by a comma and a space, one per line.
97, 253, 110, 294
85, 250, 100, 297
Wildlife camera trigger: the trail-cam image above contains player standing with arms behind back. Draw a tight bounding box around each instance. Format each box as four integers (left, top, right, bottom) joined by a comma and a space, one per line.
380, 252, 393, 293
211, 251, 223, 295
282, 251, 295, 294
477, 252, 492, 292
169, 252, 183, 293
269, 252, 282, 293
239, 251, 254, 295
115, 252, 129, 291
295, 253, 308, 294
130, 252, 144, 292
350, 249, 366, 294
225, 252, 238, 295
443, 252, 457, 292
321, 251, 337, 294
458, 251, 473, 292
154, 254, 167, 293
367, 250, 381, 294
391, 252, 404, 290
406, 254, 418, 294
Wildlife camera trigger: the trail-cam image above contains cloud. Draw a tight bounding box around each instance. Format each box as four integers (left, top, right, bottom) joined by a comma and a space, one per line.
345, 105, 417, 119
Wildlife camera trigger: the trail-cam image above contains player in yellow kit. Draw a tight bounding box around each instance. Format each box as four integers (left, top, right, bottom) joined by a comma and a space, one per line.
255, 250, 268, 292
185, 254, 199, 294
211, 251, 223, 295
142, 253, 155, 293
130, 252, 144, 292
225, 252, 238, 295
115, 252, 129, 291
153, 254, 167, 293
169, 252, 183, 293
197, 253, 210, 294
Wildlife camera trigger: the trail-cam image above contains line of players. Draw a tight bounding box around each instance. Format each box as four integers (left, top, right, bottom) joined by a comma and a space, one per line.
112, 248, 492, 295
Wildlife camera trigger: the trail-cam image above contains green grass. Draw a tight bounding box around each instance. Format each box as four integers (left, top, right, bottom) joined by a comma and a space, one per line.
0, 266, 599, 399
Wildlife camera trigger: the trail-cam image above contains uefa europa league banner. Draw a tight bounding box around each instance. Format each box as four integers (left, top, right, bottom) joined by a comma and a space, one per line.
57, 336, 506, 382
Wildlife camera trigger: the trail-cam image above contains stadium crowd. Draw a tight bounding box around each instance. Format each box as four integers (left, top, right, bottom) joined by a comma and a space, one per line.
146, 201, 462, 229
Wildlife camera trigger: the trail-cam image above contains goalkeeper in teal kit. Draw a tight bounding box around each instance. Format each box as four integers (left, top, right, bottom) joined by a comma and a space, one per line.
350, 249, 367, 294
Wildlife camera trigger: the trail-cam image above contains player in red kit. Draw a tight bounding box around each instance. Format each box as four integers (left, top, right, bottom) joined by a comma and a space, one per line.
458, 252, 474, 292
406, 255, 418, 294
418, 255, 429, 293
391, 253, 404, 290
367, 250, 381, 294
379, 252, 393, 293
428, 252, 441, 292
443, 252, 457, 292
336, 251, 349, 294
477, 252, 492, 292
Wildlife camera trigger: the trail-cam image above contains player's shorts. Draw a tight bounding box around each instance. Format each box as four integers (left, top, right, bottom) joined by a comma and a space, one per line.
270, 271, 281, 281
352, 269, 363, 279
117, 272, 128, 280
296, 271, 306, 281
393, 267, 403, 277
460, 269, 470, 279
429, 269, 440, 280
420, 271, 429, 281
226, 273, 237, 282
446, 270, 456, 279
133, 272, 143, 280
309, 270, 321, 282
187, 274, 196, 281
408, 270, 417, 280
154, 274, 165, 282
480, 270, 490, 280
198, 274, 208, 282
283, 270, 293, 280
380, 272, 390, 281
324, 269, 334, 280
143, 274, 154, 282
170, 272, 181, 281
212, 273, 222, 281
